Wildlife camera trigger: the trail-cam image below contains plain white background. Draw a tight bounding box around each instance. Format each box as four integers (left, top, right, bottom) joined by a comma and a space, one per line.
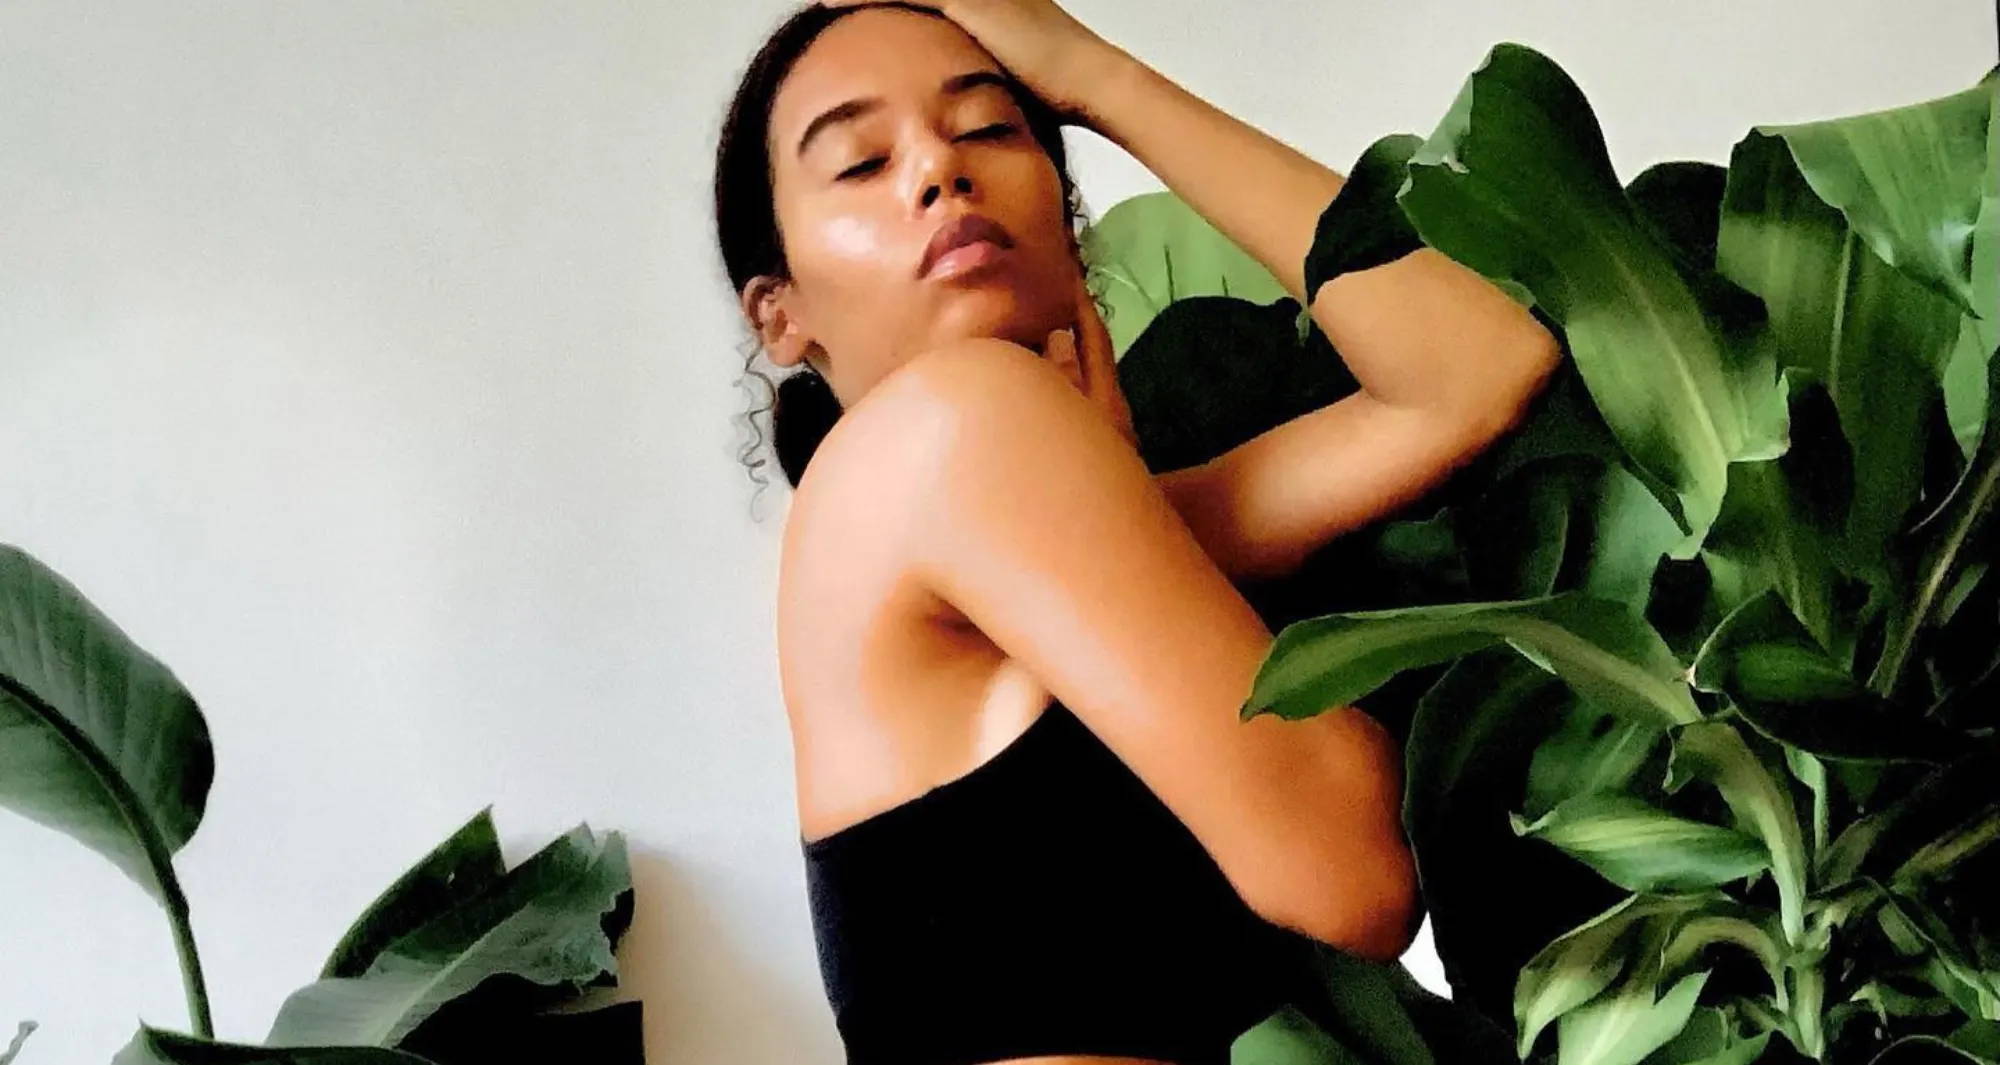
3, 1, 1993, 1061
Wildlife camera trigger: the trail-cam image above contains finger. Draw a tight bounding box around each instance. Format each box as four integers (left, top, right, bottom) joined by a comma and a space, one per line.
1072, 273, 1117, 393
1045, 327, 1084, 392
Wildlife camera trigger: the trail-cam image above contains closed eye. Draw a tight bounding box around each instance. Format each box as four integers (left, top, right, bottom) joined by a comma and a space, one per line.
835, 123, 1020, 182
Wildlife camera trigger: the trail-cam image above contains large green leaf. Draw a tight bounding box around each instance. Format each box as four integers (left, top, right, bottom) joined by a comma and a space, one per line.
1386, 43, 1787, 555
0, 542, 214, 1033
1079, 190, 1295, 357
0, 543, 211, 901
1300, 133, 1430, 299
1655, 902, 1789, 1010
1871, 882, 2000, 1021
1116, 292, 1360, 478
1521, 700, 1669, 823
321, 810, 506, 980
266, 826, 632, 1049
1695, 391, 1850, 657
1510, 793, 1769, 894
1557, 969, 1711, 1065
1269, 940, 1517, 1065
1400, 650, 1626, 1031
113, 1028, 434, 1065
1231, 1004, 1364, 1065
1662, 720, 1809, 946
1245, 591, 1701, 728
1513, 892, 1709, 1061
1717, 124, 1971, 571
1467, 454, 1683, 611
1636, 1005, 1773, 1065
1756, 76, 1998, 321
1690, 589, 1965, 762
1870, 348, 2000, 697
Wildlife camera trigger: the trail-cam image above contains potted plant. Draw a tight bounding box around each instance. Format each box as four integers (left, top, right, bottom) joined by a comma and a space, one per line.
1092, 42, 1999, 1065
0, 543, 646, 1064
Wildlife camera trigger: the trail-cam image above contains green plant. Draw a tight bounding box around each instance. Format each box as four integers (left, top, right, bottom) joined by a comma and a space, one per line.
1090, 42, 1999, 1065
0, 543, 644, 1064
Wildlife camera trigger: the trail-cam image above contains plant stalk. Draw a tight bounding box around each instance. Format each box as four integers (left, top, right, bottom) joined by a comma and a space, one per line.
1789, 964, 1826, 1061
163, 880, 213, 1038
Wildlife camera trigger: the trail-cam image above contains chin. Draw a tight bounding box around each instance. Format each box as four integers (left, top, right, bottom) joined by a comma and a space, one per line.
935, 288, 1051, 350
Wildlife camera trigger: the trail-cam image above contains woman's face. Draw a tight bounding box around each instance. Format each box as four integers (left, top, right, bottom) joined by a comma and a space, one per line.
744, 7, 1084, 405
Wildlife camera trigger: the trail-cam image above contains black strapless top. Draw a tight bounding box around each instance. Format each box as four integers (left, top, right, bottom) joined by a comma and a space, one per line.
799, 697, 1315, 1065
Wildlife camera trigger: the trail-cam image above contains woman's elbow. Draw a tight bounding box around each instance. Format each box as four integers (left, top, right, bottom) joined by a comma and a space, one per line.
1258, 843, 1422, 963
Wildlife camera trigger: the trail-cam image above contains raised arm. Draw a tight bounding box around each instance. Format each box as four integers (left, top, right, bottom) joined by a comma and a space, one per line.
1085, 45, 1563, 578
832, 336, 1421, 963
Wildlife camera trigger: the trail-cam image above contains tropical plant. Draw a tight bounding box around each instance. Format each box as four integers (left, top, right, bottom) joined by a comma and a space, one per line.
0, 543, 644, 1064
1089, 42, 2000, 1065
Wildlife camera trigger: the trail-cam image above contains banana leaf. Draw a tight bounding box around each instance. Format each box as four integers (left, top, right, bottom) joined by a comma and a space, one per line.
265, 825, 633, 1050
0, 541, 214, 1033
1079, 189, 1298, 357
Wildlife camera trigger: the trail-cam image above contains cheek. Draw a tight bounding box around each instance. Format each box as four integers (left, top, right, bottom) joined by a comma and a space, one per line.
819, 213, 884, 262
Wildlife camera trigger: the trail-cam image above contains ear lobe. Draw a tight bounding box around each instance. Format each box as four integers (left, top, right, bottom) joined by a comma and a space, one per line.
741, 275, 818, 368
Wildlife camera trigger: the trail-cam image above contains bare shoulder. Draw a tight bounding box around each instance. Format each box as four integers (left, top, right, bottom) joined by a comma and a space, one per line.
786, 336, 1073, 553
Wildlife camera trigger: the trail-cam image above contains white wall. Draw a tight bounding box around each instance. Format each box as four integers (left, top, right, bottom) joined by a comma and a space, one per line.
2, 2, 1990, 1061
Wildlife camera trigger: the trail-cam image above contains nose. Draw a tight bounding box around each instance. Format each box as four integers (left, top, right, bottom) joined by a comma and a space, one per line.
921, 173, 973, 209
909, 131, 975, 210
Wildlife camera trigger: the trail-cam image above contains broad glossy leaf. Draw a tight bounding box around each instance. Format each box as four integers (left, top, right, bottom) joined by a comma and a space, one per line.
1293, 937, 1518, 1065
1513, 893, 1707, 1061
1663, 720, 1808, 945
1247, 591, 1701, 728
113, 1028, 434, 1065
1557, 969, 1711, 1065
1079, 190, 1294, 357
266, 826, 631, 1048
1651, 898, 1788, 1015
322, 810, 505, 980
1468, 455, 1682, 611
1820, 745, 2000, 889
1115, 293, 1359, 478
1718, 130, 1969, 570
1389, 43, 1785, 555
1871, 348, 2000, 697
1873, 884, 2000, 1021
1402, 650, 1625, 1029
1636, 1005, 1771, 1065
1690, 590, 1963, 762
1696, 392, 1849, 656
1510, 793, 1768, 893
1301, 133, 1430, 298
0, 543, 212, 903
1230, 1004, 1364, 1065
1521, 701, 1669, 823
1761, 76, 1998, 319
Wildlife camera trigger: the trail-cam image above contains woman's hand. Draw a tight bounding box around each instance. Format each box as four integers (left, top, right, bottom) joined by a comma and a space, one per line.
1042, 270, 1138, 451
816, 0, 1131, 134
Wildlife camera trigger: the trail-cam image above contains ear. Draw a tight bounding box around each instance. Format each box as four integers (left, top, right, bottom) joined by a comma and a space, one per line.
740, 274, 821, 370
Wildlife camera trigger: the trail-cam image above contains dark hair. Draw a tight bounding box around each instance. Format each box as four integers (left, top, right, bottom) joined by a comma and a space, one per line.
714, 0, 1098, 514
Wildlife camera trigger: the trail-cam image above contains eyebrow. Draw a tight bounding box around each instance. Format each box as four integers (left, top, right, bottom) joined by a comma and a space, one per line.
794, 70, 1015, 161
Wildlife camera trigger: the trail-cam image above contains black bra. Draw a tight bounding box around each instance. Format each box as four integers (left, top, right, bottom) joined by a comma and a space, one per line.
799, 697, 1314, 1065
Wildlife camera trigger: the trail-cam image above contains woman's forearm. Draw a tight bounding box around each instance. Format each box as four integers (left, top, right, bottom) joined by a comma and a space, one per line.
1084, 48, 1343, 309
1083, 47, 1560, 417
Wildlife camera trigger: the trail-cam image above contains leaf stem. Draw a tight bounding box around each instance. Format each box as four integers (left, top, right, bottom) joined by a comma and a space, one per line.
164, 883, 213, 1038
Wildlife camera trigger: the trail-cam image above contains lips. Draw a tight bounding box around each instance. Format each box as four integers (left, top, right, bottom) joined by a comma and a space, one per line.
918, 212, 1015, 277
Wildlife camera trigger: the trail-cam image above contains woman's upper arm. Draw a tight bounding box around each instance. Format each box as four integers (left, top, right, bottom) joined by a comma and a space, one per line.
875, 338, 1416, 956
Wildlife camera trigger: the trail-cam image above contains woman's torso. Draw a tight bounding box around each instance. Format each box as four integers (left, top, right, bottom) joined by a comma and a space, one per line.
777, 444, 1300, 1065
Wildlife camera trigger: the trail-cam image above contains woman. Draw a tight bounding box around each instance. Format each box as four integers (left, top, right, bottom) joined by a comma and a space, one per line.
711, 2, 1562, 1063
